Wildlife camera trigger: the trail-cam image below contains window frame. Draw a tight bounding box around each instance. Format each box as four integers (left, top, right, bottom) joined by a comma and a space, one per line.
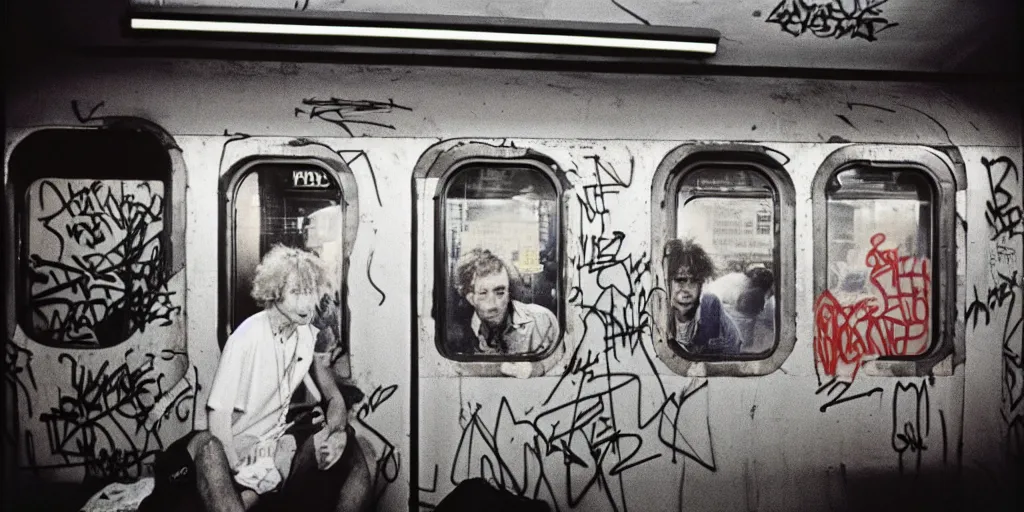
8, 126, 181, 349
811, 145, 961, 377
651, 144, 796, 377
413, 140, 570, 377
219, 156, 359, 349
434, 157, 565, 363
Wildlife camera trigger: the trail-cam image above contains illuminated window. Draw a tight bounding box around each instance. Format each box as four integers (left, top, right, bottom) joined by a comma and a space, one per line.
652, 146, 795, 377
438, 163, 562, 361
818, 167, 935, 377
811, 145, 959, 379
9, 129, 176, 348
223, 160, 353, 374
673, 167, 779, 359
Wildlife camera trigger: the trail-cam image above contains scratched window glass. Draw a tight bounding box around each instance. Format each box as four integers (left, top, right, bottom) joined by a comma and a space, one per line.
674, 168, 778, 358
23, 179, 174, 346
229, 163, 349, 375
441, 165, 561, 360
817, 168, 934, 378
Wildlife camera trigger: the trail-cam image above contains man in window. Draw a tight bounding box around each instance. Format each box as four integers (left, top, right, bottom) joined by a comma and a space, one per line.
449, 248, 559, 356
665, 239, 743, 356
139, 245, 370, 512
705, 265, 775, 349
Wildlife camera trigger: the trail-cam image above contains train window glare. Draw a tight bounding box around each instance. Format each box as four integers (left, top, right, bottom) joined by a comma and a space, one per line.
439, 164, 562, 361
10, 129, 174, 348
672, 168, 779, 359
226, 161, 350, 375
818, 167, 935, 375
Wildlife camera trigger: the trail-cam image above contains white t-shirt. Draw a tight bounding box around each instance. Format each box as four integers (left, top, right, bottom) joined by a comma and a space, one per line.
207, 310, 316, 447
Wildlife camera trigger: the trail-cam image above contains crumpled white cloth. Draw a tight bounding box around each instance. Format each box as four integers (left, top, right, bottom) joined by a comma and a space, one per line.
80, 477, 154, 512
234, 433, 297, 494
234, 457, 282, 495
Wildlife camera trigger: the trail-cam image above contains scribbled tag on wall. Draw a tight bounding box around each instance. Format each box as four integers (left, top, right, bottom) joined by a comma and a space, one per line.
25, 178, 178, 347
975, 156, 1024, 457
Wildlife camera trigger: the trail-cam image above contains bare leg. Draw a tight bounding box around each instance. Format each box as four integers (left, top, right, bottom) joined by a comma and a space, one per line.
187, 431, 256, 512
334, 441, 371, 512
284, 428, 371, 512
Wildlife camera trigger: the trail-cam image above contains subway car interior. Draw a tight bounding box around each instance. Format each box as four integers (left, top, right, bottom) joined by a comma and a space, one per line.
3, 1, 1023, 511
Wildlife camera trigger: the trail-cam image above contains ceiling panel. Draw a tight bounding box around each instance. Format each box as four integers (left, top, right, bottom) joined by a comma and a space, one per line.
108, 1, 1024, 73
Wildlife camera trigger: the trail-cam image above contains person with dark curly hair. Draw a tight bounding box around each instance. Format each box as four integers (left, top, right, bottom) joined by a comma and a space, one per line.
664, 239, 743, 355
139, 245, 370, 512
448, 248, 558, 356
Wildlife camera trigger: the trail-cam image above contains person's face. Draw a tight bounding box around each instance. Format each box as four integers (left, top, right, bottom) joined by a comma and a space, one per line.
277, 273, 318, 326
671, 267, 702, 320
466, 269, 511, 326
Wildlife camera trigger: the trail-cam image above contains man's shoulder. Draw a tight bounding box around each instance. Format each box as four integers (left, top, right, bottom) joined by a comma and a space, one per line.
701, 293, 724, 308
231, 311, 269, 340
513, 301, 557, 322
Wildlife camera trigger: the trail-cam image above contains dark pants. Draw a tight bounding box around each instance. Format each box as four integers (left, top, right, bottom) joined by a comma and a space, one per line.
140, 424, 359, 512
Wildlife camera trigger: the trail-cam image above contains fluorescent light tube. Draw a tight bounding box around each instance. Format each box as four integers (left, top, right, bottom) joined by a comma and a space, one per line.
130, 18, 718, 55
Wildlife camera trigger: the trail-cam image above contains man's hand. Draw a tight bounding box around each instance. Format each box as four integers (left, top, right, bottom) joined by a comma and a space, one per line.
313, 396, 348, 470
325, 395, 348, 434
311, 352, 350, 470
314, 424, 348, 471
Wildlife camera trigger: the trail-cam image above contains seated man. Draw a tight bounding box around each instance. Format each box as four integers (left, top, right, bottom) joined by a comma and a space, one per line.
140, 245, 370, 512
447, 248, 559, 356
664, 239, 743, 356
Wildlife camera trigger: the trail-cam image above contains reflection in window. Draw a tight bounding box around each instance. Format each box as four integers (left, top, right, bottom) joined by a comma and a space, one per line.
441, 165, 561, 359
674, 168, 777, 357
816, 168, 933, 377
229, 163, 348, 374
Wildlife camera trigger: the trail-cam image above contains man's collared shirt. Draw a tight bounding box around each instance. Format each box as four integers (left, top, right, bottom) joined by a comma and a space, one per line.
674, 303, 702, 349
471, 300, 559, 355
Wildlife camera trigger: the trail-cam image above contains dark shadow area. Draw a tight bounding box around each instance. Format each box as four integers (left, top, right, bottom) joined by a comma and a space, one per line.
839, 462, 1023, 512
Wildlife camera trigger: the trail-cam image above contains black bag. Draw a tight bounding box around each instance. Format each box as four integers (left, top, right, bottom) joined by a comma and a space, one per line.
433, 478, 551, 512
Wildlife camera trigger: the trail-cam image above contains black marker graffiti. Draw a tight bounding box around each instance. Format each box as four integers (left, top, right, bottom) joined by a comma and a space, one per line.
288, 138, 384, 208
27, 179, 180, 346
367, 231, 387, 306
5, 343, 38, 419
296, 97, 412, 137
896, 104, 953, 145
835, 114, 858, 131
765, 0, 898, 41
4, 342, 38, 473
72, 100, 106, 123
976, 155, 1024, 458
845, 102, 896, 113
341, 150, 384, 208
37, 350, 197, 483
609, 0, 651, 25
816, 377, 883, 413
891, 380, 942, 475
434, 153, 715, 512
354, 384, 402, 509
982, 156, 1023, 241
965, 285, 992, 329
993, 270, 1024, 423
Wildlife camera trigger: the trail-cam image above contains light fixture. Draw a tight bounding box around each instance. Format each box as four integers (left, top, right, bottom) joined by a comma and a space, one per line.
127, 6, 719, 58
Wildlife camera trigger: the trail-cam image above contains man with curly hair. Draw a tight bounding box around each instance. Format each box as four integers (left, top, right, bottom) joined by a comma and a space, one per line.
449, 248, 558, 356
140, 245, 370, 512
664, 239, 743, 356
